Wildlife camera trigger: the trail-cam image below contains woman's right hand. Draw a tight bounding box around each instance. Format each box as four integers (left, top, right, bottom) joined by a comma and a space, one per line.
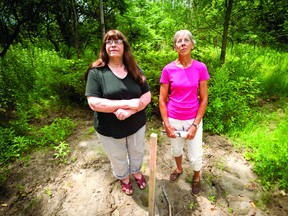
165, 125, 176, 138
128, 98, 141, 110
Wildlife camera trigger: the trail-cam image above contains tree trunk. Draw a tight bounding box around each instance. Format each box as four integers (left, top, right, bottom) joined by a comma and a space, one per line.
99, 0, 105, 37
220, 0, 233, 64
71, 0, 80, 58
0, 25, 21, 58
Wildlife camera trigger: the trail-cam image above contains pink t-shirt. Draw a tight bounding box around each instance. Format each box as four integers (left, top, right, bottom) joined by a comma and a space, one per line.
160, 60, 210, 120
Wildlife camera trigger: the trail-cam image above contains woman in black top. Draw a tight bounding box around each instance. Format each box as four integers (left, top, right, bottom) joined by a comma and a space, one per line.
85, 30, 151, 195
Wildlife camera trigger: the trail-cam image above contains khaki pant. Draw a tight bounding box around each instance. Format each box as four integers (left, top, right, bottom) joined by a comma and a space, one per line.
97, 125, 146, 180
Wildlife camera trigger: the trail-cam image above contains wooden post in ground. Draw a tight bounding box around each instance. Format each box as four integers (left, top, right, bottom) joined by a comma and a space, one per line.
148, 133, 157, 216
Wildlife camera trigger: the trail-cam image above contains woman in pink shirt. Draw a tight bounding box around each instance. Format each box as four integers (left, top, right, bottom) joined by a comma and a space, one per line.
159, 30, 210, 194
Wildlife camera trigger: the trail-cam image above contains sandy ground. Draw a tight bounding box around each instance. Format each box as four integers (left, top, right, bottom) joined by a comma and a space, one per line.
1, 117, 288, 216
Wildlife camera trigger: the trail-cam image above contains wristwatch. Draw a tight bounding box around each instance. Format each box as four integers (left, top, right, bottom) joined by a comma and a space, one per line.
192, 123, 199, 129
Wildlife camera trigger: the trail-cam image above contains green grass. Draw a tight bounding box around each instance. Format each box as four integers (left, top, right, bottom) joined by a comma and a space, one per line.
225, 44, 288, 97
229, 97, 288, 190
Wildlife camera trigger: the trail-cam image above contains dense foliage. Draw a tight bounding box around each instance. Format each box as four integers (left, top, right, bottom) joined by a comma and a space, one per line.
0, 0, 287, 191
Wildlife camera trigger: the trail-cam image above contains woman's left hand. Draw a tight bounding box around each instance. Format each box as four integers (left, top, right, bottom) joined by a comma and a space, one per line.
185, 126, 197, 140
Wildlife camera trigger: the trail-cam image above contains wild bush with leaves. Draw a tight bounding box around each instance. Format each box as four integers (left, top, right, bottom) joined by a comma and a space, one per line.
0, 128, 17, 163
0, 127, 33, 163
202, 65, 261, 134
0, 46, 36, 124
1, 45, 87, 127
0, 45, 82, 164
0, 117, 75, 164
35, 118, 75, 147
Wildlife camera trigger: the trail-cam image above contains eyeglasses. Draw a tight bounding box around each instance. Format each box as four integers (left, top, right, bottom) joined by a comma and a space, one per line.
105, 39, 123, 45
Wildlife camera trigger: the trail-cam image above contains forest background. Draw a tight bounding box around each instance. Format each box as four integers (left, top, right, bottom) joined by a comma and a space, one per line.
0, 0, 287, 199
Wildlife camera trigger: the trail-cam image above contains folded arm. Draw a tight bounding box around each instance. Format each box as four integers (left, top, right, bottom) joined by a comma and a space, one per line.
87, 97, 140, 113
113, 91, 151, 120
87, 91, 151, 118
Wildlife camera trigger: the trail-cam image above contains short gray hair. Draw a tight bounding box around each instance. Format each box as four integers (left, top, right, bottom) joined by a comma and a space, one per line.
173, 30, 196, 45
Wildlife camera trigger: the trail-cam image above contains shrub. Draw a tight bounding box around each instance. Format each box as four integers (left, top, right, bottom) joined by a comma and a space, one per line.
0, 117, 75, 164
205, 66, 261, 134
0, 128, 16, 163
0, 46, 36, 124
35, 117, 75, 147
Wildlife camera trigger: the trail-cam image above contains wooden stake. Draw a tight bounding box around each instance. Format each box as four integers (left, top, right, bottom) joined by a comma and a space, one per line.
148, 133, 157, 216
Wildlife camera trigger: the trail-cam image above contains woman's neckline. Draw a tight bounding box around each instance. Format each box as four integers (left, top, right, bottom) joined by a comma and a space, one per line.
174, 59, 193, 69
107, 64, 128, 79
108, 62, 124, 68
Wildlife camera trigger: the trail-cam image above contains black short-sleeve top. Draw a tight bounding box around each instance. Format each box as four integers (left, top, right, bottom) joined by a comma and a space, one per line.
85, 66, 150, 138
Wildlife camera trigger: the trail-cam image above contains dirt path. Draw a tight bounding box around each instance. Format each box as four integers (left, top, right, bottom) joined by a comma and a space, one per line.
1, 117, 287, 216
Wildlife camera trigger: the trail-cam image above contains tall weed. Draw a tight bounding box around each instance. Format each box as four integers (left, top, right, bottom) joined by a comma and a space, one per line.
225, 44, 288, 97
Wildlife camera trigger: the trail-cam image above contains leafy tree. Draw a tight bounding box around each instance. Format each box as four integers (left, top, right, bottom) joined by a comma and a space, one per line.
0, 0, 128, 58
230, 0, 288, 46
0, 0, 47, 57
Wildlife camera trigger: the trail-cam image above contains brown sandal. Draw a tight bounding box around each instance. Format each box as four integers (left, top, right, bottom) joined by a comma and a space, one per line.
192, 180, 200, 194
169, 170, 182, 182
